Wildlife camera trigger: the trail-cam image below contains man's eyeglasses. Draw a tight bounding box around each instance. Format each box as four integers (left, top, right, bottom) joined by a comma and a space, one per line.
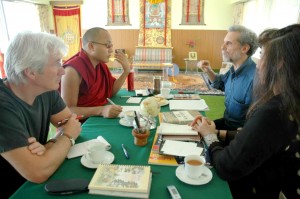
89, 41, 113, 48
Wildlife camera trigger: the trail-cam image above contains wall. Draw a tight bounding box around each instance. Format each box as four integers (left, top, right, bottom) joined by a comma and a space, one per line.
106, 29, 226, 70
47, 0, 233, 69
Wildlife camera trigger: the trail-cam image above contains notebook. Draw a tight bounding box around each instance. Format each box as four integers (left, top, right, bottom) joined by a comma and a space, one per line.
159, 123, 198, 135
88, 164, 152, 198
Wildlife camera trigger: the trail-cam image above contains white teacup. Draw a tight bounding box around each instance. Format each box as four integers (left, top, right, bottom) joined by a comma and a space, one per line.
161, 81, 175, 89
124, 110, 135, 125
184, 155, 206, 179
160, 88, 171, 98
86, 142, 106, 164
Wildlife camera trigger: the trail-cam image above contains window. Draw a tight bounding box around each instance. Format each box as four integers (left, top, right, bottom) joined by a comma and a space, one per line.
0, 0, 41, 52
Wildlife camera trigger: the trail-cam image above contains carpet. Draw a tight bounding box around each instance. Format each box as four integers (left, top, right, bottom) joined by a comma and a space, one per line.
112, 71, 224, 95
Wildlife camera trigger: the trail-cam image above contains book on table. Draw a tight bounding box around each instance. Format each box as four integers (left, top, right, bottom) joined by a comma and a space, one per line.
148, 132, 184, 166
162, 110, 202, 125
148, 113, 204, 165
159, 123, 199, 135
172, 94, 201, 100
88, 164, 152, 198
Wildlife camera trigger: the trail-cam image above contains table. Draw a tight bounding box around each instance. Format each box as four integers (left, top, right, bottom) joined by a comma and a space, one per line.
184, 58, 199, 73
11, 89, 232, 199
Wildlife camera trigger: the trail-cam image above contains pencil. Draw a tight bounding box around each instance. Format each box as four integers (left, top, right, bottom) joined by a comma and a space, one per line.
57, 115, 84, 127
106, 98, 116, 105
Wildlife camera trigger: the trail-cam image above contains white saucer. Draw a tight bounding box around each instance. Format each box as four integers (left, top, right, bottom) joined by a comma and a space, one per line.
175, 165, 212, 185
80, 151, 114, 169
119, 118, 133, 127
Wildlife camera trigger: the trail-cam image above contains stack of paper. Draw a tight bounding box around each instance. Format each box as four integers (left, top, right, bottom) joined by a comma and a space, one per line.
160, 140, 203, 157
169, 99, 209, 111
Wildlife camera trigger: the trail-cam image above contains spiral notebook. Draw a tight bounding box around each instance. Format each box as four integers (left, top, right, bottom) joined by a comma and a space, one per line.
88, 164, 152, 198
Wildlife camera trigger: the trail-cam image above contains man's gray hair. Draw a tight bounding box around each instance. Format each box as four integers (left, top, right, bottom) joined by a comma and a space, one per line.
228, 25, 258, 56
4, 31, 68, 85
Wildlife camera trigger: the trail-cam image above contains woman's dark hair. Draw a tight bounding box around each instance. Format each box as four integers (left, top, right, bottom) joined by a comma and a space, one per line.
258, 28, 278, 47
248, 24, 300, 131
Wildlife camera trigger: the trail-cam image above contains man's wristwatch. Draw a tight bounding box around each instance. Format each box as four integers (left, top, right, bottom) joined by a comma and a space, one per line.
47, 131, 75, 146
62, 133, 75, 146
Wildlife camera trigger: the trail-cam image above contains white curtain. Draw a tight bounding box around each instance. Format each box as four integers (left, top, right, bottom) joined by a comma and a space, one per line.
0, 0, 41, 53
242, 0, 300, 35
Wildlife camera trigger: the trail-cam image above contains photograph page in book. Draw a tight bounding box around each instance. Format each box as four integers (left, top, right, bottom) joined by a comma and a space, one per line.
162, 110, 202, 125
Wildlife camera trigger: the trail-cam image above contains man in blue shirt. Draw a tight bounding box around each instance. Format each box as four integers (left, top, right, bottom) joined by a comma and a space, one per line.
198, 25, 258, 130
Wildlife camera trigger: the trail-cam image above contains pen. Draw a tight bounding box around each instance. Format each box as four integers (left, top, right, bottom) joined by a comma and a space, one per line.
122, 144, 129, 159
57, 115, 84, 127
106, 98, 116, 105
134, 111, 141, 129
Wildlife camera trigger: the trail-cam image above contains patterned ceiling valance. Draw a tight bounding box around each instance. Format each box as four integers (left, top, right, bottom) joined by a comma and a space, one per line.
107, 0, 131, 26
147, 0, 164, 4
181, 0, 205, 25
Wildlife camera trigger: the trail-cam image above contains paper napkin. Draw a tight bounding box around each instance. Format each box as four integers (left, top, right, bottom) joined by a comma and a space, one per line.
67, 136, 111, 159
126, 97, 142, 104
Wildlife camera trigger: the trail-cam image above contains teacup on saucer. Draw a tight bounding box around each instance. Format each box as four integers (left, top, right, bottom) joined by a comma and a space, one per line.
175, 165, 212, 185
81, 151, 114, 169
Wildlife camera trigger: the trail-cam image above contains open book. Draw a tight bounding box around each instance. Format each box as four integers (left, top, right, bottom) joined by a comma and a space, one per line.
88, 164, 152, 198
159, 123, 198, 135
162, 110, 201, 125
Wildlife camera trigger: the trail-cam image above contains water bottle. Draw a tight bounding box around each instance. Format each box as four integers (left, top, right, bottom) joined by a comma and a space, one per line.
127, 65, 134, 91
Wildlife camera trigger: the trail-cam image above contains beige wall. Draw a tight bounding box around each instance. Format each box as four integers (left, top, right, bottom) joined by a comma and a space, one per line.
106, 29, 226, 70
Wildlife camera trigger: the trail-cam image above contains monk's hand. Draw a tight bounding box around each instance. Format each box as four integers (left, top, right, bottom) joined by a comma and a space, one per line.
114, 52, 130, 73
102, 105, 122, 118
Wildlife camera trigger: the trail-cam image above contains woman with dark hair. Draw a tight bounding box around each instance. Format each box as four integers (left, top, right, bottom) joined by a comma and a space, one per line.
192, 24, 300, 199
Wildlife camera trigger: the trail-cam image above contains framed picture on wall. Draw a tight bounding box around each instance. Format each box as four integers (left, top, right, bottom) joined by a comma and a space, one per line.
189, 52, 197, 60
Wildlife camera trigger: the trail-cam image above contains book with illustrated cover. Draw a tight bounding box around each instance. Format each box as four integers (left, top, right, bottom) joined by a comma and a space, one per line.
172, 94, 201, 100
151, 133, 163, 153
162, 110, 202, 125
88, 164, 152, 198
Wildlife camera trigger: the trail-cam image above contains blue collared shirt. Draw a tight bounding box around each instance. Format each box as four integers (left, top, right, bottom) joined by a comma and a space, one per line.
211, 58, 256, 129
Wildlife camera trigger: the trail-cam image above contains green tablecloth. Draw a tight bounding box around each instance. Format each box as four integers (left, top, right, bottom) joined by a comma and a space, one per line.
11, 89, 232, 199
